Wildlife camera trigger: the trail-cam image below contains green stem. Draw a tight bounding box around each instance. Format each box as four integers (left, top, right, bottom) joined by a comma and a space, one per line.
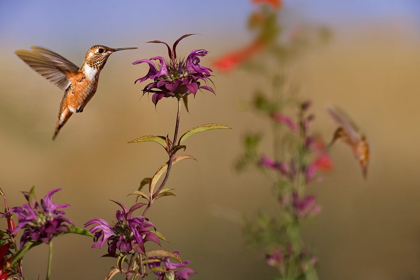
143, 99, 182, 216
272, 73, 283, 162
46, 241, 53, 280
305, 265, 319, 280
285, 221, 319, 280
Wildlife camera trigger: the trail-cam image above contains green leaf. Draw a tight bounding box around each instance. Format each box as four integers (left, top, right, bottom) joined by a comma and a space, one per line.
129, 191, 150, 202
149, 155, 196, 195
253, 92, 278, 113
145, 250, 182, 263
155, 192, 176, 200
170, 145, 186, 156
179, 124, 230, 144
128, 135, 172, 150
139, 178, 152, 192
160, 188, 175, 193
142, 258, 161, 264
150, 267, 167, 274
10, 241, 38, 266
150, 230, 168, 242
27, 186, 36, 206
165, 271, 175, 280
64, 226, 94, 237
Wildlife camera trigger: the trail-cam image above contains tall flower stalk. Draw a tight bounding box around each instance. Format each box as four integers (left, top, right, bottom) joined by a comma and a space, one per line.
85, 34, 229, 280
215, 1, 333, 279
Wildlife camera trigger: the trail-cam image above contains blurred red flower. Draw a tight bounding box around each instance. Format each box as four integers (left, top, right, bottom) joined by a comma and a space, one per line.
252, 0, 283, 9
212, 40, 264, 72
312, 138, 333, 171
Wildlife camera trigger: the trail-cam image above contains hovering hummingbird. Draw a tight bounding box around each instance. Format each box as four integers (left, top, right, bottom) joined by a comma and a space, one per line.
15, 45, 137, 140
327, 106, 370, 179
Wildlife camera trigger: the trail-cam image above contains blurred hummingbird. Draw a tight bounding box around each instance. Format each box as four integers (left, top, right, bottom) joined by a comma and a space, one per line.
15, 45, 137, 140
327, 106, 370, 179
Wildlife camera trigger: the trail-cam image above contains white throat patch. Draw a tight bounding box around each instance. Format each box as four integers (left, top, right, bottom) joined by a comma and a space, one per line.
83, 64, 98, 81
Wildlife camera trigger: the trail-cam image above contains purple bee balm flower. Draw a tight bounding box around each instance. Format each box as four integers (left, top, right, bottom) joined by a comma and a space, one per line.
4, 188, 73, 247
291, 193, 321, 218
133, 34, 214, 106
84, 201, 159, 257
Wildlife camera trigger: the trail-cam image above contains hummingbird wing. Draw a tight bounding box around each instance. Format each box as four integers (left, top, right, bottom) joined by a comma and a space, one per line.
327, 106, 362, 144
15, 46, 79, 91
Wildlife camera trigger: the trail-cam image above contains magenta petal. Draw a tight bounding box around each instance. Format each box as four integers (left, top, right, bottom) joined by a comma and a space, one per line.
152, 93, 165, 106
186, 49, 212, 75
127, 203, 147, 220
305, 163, 317, 181
260, 155, 276, 168
42, 188, 69, 215
271, 113, 297, 131
150, 56, 168, 77
172, 34, 195, 59
165, 81, 180, 92
175, 268, 195, 280
110, 200, 128, 217
133, 59, 159, 83
200, 85, 215, 94
292, 193, 320, 217
144, 232, 160, 245
185, 82, 198, 95
147, 40, 173, 60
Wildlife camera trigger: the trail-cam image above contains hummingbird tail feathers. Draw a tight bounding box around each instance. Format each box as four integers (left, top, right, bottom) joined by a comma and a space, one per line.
52, 108, 73, 140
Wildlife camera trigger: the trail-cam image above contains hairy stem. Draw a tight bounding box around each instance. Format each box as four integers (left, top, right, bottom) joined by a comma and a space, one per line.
46, 241, 53, 280
126, 254, 136, 280
143, 99, 182, 216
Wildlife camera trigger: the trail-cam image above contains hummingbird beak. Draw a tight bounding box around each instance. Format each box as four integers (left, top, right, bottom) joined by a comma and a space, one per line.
112, 47, 137, 52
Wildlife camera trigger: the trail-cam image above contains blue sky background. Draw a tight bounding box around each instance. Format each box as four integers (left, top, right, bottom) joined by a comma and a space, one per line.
0, 0, 417, 52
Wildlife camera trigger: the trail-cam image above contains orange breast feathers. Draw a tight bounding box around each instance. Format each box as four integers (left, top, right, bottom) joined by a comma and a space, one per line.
66, 72, 98, 112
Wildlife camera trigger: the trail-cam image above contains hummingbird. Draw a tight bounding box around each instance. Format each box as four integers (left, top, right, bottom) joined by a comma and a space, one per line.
15, 45, 137, 140
327, 106, 370, 179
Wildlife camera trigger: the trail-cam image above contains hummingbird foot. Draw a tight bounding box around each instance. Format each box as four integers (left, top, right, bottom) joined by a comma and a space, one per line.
76, 108, 84, 113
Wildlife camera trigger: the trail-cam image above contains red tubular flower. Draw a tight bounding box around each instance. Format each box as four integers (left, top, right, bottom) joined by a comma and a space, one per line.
212, 40, 264, 72
6, 217, 16, 237
252, 0, 283, 9
0, 243, 11, 279
305, 137, 333, 182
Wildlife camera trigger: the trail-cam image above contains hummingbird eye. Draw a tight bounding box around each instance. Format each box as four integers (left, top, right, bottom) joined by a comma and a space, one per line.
98, 48, 104, 53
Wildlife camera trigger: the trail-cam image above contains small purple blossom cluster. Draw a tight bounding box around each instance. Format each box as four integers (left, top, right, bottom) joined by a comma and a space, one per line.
133, 34, 214, 106
261, 101, 332, 184
5, 188, 73, 247
148, 251, 195, 280
85, 201, 159, 256
266, 245, 318, 275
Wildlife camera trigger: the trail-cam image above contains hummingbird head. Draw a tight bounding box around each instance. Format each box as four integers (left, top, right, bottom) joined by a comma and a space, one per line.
84, 45, 137, 69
